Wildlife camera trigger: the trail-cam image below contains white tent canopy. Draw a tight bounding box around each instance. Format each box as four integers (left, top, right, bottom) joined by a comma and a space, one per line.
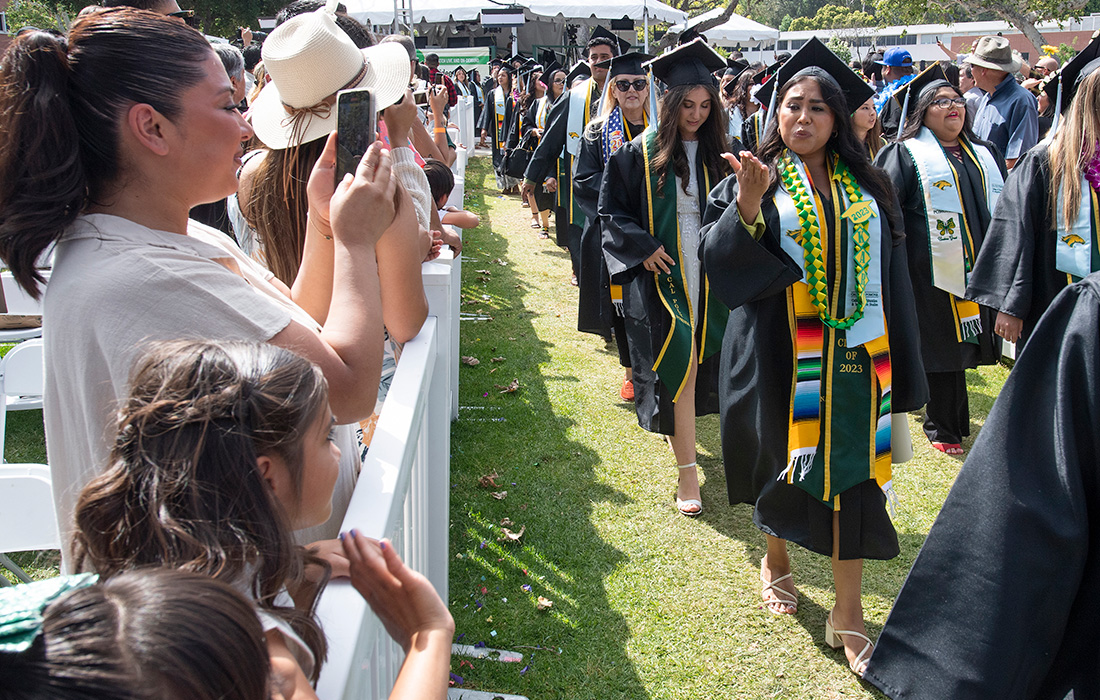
669, 7, 778, 45
521, 0, 686, 24
345, 0, 686, 29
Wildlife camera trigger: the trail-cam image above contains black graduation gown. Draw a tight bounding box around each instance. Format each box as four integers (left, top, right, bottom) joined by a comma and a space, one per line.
864, 272, 1100, 700
524, 98, 557, 213
875, 140, 1004, 372
699, 173, 928, 560
966, 142, 1069, 346
477, 88, 521, 176
599, 136, 723, 436
573, 121, 646, 338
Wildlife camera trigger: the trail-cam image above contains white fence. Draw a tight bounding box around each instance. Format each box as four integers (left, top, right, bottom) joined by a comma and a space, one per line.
314, 245, 459, 698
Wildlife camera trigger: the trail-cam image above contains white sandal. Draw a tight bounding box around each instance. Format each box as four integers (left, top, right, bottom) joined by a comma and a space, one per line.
760, 567, 798, 615
825, 611, 874, 677
675, 463, 702, 517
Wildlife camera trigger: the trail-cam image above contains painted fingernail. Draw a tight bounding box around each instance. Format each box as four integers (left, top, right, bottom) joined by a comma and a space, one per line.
339, 532, 346, 540
380, 541, 387, 550
350, 528, 358, 538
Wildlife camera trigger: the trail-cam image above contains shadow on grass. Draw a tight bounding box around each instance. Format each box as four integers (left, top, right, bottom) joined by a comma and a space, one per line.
449, 158, 649, 699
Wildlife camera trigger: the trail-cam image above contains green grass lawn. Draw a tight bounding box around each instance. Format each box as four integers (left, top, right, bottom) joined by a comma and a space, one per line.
447, 154, 1009, 699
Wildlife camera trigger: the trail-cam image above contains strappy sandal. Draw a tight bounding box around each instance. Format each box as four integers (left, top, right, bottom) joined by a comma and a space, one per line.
930, 441, 964, 455
530, 220, 541, 228
825, 610, 874, 677
674, 463, 702, 516
760, 561, 798, 615
538, 226, 550, 239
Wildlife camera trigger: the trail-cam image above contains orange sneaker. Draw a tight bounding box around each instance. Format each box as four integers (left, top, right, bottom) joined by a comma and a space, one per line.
620, 378, 635, 402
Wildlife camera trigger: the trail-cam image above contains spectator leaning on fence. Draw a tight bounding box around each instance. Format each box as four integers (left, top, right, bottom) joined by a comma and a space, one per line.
966, 36, 1038, 169
0, 8, 397, 559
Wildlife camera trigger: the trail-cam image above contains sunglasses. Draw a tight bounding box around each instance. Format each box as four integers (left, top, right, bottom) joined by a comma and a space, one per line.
614, 79, 648, 92
168, 9, 200, 28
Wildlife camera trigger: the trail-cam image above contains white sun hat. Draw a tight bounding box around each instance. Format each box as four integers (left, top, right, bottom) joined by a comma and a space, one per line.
250, 0, 411, 149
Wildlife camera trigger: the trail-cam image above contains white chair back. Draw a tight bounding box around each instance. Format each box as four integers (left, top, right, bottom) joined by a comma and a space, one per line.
0, 464, 57, 552
0, 338, 45, 463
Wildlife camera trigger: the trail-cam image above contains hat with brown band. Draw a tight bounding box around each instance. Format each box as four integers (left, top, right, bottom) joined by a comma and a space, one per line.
965, 36, 1022, 73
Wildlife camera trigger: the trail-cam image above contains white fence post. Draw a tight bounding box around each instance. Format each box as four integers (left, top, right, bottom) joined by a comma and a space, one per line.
314, 253, 458, 698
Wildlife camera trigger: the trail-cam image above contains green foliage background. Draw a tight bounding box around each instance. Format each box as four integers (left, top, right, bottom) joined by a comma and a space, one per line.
6, 0, 282, 37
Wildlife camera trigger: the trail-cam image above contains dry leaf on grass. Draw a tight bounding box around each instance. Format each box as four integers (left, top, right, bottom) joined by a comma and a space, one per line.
495, 378, 520, 393
500, 518, 513, 527
498, 525, 525, 541
461, 356, 480, 366
478, 473, 499, 488
490, 491, 508, 500
536, 596, 553, 611
491, 357, 505, 362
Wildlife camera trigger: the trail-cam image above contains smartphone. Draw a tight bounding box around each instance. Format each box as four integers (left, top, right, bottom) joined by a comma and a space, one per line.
335, 87, 376, 187
413, 89, 429, 106
433, 73, 444, 86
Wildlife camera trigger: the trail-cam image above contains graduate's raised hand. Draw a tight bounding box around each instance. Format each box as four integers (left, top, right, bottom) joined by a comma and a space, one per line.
643, 245, 676, 275
725, 150, 769, 224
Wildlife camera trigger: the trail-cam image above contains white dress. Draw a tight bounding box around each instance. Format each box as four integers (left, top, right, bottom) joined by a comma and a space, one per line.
676, 140, 703, 323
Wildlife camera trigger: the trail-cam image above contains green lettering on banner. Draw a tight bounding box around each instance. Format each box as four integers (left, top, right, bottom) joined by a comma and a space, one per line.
415, 47, 492, 68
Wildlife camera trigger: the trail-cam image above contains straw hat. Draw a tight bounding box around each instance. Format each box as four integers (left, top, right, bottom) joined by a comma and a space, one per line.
965, 36, 1021, 73
251, 0, 410, 149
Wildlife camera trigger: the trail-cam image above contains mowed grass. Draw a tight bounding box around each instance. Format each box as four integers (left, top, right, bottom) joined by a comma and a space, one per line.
447, 154, 1009, 699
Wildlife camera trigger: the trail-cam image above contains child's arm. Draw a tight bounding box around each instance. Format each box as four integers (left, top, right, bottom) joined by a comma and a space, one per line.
440, 209, 479, 230
342, 532, 454, 700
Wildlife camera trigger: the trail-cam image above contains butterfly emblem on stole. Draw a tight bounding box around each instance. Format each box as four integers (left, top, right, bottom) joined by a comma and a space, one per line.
786, 228, 802, 240
568, 131, 580, 139
1062, 233, 1087, 247
932, 180, 953, 190
935, 218, 957, 240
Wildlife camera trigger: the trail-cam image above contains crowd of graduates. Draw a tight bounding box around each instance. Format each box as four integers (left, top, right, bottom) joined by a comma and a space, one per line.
480, 25, 1100, 698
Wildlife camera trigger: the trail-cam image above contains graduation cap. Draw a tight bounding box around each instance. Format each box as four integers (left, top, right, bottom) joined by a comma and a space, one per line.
679, 26, 704, 45
508, 54, 525, 66
542, 61, 563, 79
724, 58, 750, 78
539, 48, 560, 66
889, 63, 950, 134
756, 37, 874, 127
519, 58, 542, 76
565, 61, 591, 87
751, 54, 789, 85
1048, 30, 1100, 130
593, 52, 654, 78
588, 25, 631, 55
644, 38, 726, 88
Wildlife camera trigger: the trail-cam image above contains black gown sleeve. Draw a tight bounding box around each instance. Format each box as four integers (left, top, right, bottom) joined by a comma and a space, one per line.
882, 193, 930, 413
699, 174, 802, 309
864, 273, 1100, 700
965, 144, 1050, 321
573, 133, 603, 222
598, 140, 660, 280
523, 90, 570, 184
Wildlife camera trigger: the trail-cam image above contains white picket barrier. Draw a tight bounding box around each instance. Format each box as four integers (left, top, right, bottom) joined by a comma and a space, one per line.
314, 259, 457, 699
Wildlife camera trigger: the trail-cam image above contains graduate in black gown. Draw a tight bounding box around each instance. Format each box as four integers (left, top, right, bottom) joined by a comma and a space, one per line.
876, 65, 1005, 454
573, 52, 652, 400
477, 64, 522, 192
966, 36, 1100, 347
699, 38, 927, 675
864, 271, 1100, 700
525, 61, 564, 237
599, 39, 732, 517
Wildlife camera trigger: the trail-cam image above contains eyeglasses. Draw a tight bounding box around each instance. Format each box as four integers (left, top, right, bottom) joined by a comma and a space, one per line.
614, 79, 648, 92
930, 97, 967, 109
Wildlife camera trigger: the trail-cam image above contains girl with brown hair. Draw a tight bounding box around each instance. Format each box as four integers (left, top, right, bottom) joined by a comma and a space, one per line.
72, 340, 454, 699
599, 39, 733, 517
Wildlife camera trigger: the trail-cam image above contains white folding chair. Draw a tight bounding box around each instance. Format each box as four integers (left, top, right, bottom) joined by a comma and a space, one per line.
0, 338, 45, 463
0, 463, 58, 585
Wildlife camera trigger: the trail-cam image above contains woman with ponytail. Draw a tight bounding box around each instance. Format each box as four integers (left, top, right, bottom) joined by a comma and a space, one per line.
700, 38, 926, 675
0, 7, 406, 550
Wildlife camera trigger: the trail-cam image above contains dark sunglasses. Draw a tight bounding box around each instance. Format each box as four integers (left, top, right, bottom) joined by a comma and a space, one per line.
168, 9, 200, 28
614, 79, 648, 92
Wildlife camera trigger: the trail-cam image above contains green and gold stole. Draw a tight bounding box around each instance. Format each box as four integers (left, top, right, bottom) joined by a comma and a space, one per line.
640, 126, 729, 401
1055, 173, 1100, 282
902, 127, 1002, 341
775, 151, 893, 506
